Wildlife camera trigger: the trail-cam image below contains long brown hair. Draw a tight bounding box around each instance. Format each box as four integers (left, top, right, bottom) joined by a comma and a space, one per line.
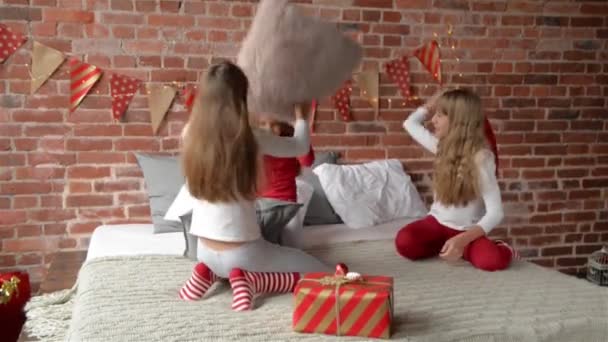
181, 61, 259, 202
433, 88, 488, 206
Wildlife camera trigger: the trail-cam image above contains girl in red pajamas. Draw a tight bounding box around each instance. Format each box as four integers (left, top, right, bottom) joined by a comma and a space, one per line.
257, 120, 315, 203
396, 88, 519, 271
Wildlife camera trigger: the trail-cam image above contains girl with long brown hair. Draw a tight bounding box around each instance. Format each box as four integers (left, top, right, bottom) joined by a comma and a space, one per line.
177, 61, 329, 311
396, 88, 518, 271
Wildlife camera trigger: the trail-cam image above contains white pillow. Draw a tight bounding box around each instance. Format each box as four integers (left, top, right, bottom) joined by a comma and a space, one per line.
313, 160, 427, 229
164, 184, 197, 222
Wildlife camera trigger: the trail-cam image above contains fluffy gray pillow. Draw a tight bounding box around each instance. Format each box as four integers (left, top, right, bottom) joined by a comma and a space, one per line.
256, 198, 302, 245
237, 0, 362, 121
300, 151, 343, 225
134, 153, 185, 234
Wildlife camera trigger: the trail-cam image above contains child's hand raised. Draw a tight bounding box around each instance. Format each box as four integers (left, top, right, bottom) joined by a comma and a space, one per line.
294, 103, 311, 120
423, 89, 443, 112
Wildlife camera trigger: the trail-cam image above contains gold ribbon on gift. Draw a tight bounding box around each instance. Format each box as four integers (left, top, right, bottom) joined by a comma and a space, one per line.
296, 275, 391, 337
322, 275, 354, 336
318, 275, 355, 286
0, 276, 21, 305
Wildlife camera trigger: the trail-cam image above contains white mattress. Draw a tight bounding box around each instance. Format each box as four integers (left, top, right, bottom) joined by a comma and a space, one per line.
86, 217, 415, 260
86, 224, 184, 261
283, 217, 414, 249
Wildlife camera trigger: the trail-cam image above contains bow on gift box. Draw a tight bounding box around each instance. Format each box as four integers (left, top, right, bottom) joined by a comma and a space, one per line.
318, 264, 363, 286
0, 276, 20, 305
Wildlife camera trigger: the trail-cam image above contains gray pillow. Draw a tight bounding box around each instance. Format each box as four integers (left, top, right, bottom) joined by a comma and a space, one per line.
256, 198, 302, 245
179, 211, 198, 261
134, 153, 185, 234
180, 199, 302, 259
300, 151, 343, 225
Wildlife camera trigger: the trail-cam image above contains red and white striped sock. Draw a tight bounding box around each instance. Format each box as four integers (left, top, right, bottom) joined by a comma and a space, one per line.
179, 262, 220, 301
228, 268, 300, 311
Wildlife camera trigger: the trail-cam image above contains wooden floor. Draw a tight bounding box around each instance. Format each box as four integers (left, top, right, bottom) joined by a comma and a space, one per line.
18, 251, 87, 342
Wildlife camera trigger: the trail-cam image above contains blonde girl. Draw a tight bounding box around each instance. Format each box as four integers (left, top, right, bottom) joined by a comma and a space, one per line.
178, 61, 330, 310
396, 88, 518, 271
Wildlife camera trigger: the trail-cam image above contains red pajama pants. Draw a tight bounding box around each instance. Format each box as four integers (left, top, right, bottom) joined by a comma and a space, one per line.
395, 215, 512, 271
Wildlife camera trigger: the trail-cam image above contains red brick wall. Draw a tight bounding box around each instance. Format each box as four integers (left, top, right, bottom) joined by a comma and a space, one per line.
1, 0, 607, 284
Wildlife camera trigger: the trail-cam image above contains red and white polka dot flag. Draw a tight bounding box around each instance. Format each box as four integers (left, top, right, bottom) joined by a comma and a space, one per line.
181, 85, 197, 113
414, 40, 442, 84
110, 73, 141, 121
384, 55, 412, 99
331, 80, 353, 121
0, 24, 27, 64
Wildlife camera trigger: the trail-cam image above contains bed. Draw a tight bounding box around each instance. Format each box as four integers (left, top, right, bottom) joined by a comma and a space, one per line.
282, 217, 412, 249
25, 221, 608, 342
86, 224, 184, 261
86, 218, 413, 261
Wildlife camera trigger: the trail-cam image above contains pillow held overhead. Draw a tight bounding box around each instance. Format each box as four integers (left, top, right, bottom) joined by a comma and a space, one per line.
237, 0, 363, 121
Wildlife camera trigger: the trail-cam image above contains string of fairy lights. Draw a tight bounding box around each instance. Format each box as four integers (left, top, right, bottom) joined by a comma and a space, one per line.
19, 19, 464, 119
352, 22, 463, 109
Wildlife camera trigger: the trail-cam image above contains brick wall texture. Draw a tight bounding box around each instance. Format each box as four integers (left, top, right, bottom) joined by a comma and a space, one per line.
1, 0, 607, 284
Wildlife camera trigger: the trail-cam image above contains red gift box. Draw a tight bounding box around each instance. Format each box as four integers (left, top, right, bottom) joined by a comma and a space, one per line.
1, 272, 32, 341
293, 266, 393, 339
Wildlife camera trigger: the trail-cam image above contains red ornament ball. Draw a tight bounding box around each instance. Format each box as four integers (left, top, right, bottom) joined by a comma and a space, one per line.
335, 263, 348, 276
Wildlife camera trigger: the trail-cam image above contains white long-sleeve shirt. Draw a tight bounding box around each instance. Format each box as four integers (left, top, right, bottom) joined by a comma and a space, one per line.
166, 119, 310, 242
403, 107, 504, 234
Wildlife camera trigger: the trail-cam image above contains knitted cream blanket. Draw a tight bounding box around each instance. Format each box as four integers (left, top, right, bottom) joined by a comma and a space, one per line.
27, 240, 608, 341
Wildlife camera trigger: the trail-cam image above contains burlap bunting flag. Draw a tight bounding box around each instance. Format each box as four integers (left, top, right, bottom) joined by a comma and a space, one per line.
354, 70, 379, 115
30, 41, 65, 94
147, 84, 176, 134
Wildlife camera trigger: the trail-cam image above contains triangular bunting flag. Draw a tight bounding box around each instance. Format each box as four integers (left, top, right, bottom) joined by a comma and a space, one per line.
414, 40, 442, 84
385, 55, 412, 99
148, 84, 176, 134
331, 80, 353, 122
0, 24, 27, 64
30, 41, 65, 94
181, 85, 197, 113
70, 59, 102, 113
110, 73, 141, 121
354, 71, 379, 115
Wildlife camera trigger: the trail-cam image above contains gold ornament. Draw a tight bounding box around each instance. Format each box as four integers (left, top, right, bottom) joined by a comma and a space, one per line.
0, 276, 20, 305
